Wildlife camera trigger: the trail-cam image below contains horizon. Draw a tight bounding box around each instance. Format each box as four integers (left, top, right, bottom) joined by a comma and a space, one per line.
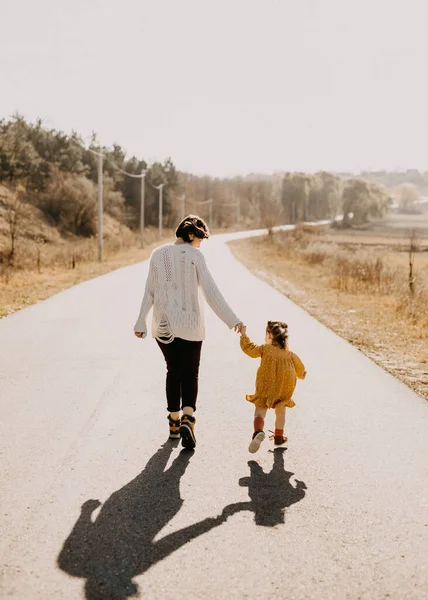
2, 111, 427, 181
1, 0, 427, 177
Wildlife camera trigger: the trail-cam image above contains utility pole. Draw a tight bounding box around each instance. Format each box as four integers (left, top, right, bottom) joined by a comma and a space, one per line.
97, 151, 103, 261
158, 183, 165, 240
194, 198, 213, 230
181, 194, 186, 220
140, 170, 146, 248
208, 198, 213, 230
157, 164, 171, 240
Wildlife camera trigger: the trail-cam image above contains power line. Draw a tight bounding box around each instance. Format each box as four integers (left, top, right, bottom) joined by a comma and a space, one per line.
68, 136, 147, 179
67, 135, 172, 250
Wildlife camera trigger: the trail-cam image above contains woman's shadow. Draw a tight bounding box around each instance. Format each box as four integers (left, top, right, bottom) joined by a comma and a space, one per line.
58, 446, 307, 598
58, 442, 229, 599
224, 448, 307, 527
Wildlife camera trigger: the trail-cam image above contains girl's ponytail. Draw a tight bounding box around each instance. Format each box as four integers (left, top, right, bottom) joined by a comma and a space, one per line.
266, 320, 289, 349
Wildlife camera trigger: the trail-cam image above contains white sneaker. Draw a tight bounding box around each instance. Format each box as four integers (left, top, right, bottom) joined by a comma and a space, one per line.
248, 431, 265, 453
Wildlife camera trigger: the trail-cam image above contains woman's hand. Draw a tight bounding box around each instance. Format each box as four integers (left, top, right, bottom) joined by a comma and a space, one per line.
234, 322, 246, 335
134, 331, 144, 338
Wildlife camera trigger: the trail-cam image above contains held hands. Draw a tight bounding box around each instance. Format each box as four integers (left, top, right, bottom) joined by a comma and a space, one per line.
234, 322, 246, 335
134, 331, 145, 338
81, 499, 102, 514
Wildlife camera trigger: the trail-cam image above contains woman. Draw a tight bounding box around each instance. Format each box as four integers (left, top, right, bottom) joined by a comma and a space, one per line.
134, 215, 245, 449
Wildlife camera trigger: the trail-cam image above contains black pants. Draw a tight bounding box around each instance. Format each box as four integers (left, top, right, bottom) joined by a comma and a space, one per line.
156, 337, 203, 412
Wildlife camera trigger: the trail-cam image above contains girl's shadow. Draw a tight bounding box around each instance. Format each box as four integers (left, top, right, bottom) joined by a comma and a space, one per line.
223, 449, 307, 527
58, 442, 229, 599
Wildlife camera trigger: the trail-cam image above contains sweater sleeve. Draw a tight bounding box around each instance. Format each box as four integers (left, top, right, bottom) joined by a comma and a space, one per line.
134, 258, 155, 337
291, 352, 306, 379
240, 334, 263, 358
195, 253, 241, 329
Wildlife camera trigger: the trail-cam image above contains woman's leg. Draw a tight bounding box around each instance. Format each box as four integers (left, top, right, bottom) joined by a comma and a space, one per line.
180, 339, 203, 413
177, 340, 202, 449
156, 339, 181, 414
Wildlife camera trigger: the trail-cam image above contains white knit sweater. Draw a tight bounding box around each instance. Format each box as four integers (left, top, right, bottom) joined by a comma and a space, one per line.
134, 239, 241, 342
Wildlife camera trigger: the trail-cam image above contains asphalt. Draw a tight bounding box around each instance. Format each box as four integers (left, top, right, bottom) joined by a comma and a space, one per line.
0, 229, 427, 599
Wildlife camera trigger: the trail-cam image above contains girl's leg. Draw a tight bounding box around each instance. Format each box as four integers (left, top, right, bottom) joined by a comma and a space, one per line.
254, 406, 268, 433
273, 406, 287, 446
249, 406, 268, 454
274, 406, 286, 431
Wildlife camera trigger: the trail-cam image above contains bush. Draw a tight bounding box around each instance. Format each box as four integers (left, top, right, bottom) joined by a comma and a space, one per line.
301, 241, 331, 265
39, 170, 97, 236
395, 287, 428, 332
330, 251, 395, 294
103, 177, 126, 223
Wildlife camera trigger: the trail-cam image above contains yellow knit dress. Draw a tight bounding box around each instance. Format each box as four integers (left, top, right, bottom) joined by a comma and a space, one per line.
240, 334, 306, 409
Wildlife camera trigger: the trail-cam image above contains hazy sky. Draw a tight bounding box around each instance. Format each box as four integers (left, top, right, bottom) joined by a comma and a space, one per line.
1, 0, 427, 176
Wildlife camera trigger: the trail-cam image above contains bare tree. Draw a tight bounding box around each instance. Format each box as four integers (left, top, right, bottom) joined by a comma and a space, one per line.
342, 179, 388, 226
393, 184, 420, 212
281, 173, 312, 223
259, 180, 283, 234
408, 229, 419, 295
1, 188, 30, 264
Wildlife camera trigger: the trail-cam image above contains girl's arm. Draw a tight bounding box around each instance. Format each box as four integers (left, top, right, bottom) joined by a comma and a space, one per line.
240, 334, 263, 358
134, 258, 155, 337
291, 352, 306, 379
195, 252, 241, 329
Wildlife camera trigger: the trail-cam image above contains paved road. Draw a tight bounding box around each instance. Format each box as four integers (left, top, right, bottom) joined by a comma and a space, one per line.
1, 230, 427, 599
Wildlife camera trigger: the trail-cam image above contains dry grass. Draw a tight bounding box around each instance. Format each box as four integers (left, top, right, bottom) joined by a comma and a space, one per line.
0, 227, 172, 318
0, 221, 235, 318
229, 224, 428, 400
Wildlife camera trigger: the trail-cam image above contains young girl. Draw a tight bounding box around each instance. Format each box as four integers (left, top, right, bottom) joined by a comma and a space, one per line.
240, 321, 306, 453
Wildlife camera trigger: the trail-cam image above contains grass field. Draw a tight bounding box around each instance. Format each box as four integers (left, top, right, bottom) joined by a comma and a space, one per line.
0, 223, 233, 319
229, 211, 428, 400
0, 228, 173, 319
323, 211, 428, 246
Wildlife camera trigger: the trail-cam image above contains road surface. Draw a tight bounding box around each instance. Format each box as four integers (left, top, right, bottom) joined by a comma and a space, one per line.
1, 229, 427, 599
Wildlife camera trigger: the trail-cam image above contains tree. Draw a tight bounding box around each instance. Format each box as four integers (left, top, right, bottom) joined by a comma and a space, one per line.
281, 173, 313, 223
103, 176, 126, 223
259, 181, 282, 233
367, 182, 388, 220
40, 170, 98, 236
310, 172, 343, 219
342, 179, 388, 226
392, 183, 420, 212
142, 160, 178, 228
0, 116, 48, 190
1, 187, 31, 263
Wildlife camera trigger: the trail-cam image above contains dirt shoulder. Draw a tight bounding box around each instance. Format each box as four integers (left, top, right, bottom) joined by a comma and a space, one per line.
229, 233, 428, 400
0, 226, 235, 319
0, 237, 172, 319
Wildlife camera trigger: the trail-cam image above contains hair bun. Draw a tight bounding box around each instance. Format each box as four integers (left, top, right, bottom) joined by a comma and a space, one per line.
175, 214, 210, 243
